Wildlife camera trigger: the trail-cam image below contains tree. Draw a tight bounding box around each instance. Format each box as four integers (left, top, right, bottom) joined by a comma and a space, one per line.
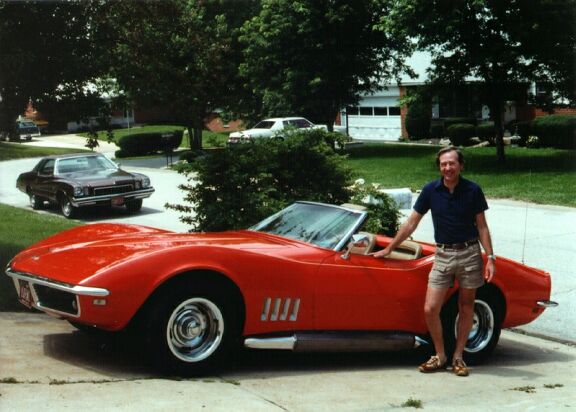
384, 0, 576, 164
238, 0, 413, 129
103, 0, 259, 150
0, 1, 109, 137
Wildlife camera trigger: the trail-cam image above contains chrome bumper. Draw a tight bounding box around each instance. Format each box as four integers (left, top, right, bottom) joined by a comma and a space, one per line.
71, 187, 154, 207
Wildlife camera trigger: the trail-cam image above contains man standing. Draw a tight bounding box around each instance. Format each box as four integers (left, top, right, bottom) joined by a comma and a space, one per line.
374, 146, 496, 377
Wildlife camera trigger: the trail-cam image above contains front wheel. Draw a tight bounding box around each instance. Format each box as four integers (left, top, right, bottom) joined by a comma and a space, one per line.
441, 288, 503, 364
125, 199, 143, 213
60, 195, 76, 218
143, 286, 241, 376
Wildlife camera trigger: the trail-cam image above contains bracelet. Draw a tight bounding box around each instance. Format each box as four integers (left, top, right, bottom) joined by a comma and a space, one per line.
488, 254, 496, 261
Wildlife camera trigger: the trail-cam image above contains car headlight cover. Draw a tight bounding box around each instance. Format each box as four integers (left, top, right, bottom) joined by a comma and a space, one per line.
142, 177, 151, 188
73, 186, 86, 197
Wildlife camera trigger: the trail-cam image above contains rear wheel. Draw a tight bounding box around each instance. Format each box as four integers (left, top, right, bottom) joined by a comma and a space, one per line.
29, 192, 45, 210
441, 288, 503, 364
143, 283, 242, 376
59, 194, 76, 218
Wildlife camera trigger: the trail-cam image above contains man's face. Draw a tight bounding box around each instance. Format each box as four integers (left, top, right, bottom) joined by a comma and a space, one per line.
438, 150, 463, 184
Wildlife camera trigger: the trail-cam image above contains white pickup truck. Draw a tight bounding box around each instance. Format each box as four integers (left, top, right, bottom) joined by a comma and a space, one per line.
227, 117, 347, 144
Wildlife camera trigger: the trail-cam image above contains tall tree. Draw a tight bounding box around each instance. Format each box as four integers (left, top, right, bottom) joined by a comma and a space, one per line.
384, 0, 576, 163
239, 0, 413, 130
0, 0, 108, 137
104, 0, 258, 149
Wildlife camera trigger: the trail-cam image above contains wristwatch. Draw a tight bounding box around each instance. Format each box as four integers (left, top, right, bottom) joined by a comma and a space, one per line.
488, 254, 496, 261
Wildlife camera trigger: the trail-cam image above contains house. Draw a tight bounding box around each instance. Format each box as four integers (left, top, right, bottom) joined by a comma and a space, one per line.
339, 52, 574, 141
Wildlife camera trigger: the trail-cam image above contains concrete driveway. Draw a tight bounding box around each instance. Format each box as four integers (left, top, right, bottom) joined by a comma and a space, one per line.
0, 312, 574, 411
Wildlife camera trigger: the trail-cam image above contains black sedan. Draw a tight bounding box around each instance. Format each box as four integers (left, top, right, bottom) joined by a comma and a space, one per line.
16, 153, 155, 218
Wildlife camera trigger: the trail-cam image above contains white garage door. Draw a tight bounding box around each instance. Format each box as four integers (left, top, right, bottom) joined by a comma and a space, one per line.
344, 94, 402, 141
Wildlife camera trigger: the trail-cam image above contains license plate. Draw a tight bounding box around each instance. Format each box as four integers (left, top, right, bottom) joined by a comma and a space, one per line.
111, 196, 124, 206
18, 280, 33, 308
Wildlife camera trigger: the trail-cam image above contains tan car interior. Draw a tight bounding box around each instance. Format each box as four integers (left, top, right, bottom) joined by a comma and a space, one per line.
349, 232, 423, 260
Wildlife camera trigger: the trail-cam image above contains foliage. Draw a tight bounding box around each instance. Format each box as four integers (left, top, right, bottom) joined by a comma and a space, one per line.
530, 115, 576, 149
0, 1, 110, 137
429, 122, 445, 139
446, 123, 476, 146
476, 122, 495, 143
238, 0, 413, 129
0, 204, 79, 311
115, 130, 183, 158
104, 0, 259, 149
348, 180, 400, 236
167, 129, 353, 232
383, 0, 576, 163
85, 130, 100, 151
404, 91, 431, 140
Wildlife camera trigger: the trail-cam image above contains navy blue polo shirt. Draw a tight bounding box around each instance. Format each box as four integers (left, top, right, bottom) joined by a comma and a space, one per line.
413, 177, 488, 244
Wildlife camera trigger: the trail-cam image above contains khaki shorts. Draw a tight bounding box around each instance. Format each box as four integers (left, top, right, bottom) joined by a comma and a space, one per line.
429, 243, 484, 289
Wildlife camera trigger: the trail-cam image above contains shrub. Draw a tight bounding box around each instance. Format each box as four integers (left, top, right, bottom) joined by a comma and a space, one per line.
116, 130, 183, 156
530, 115, 576, 149
349, 180, 400, 236
167, 129, 354, 232
446, 123, 476, 146
476, 122, 495, 143
430, 122, 445, 139
405, 99, 431, 140
443, 117, 477, 129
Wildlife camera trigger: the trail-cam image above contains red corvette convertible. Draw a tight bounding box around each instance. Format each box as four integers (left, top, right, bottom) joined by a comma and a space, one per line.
6, 202, 556, 375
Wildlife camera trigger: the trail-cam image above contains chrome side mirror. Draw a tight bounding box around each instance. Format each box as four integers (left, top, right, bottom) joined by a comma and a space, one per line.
341, 233, 370, 260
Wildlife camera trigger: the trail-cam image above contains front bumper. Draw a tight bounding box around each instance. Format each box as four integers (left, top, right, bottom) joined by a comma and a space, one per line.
6, 267, 109, 318
71, 187, 155, 207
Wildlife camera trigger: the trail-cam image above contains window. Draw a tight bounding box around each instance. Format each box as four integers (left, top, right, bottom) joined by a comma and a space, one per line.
388, 107, 401, 116
374, 107, 388, 116
346, 107, 359, 115
359, 107, 373, 116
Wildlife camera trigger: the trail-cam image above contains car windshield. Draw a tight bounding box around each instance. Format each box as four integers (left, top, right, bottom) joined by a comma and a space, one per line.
250, 202, 367, 251
19, 122, 36, 128
252, 121, 275, 129
55, 155, 117, 174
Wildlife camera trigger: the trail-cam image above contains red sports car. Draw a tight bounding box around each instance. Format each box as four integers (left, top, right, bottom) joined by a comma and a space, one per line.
5, 202, 557, 375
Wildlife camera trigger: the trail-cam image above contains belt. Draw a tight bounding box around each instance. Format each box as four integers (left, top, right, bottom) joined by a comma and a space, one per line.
436, 239, 478, 251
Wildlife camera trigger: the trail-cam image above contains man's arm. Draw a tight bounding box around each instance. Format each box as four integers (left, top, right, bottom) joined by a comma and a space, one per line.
476, 212, 496, 282
373, 210, 424, 258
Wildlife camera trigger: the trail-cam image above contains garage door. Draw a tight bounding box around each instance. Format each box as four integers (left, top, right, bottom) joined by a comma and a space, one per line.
344, 95, 402, 141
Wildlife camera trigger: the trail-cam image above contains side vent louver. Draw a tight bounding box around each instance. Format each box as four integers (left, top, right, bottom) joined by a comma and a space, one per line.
261, 297, 300, 321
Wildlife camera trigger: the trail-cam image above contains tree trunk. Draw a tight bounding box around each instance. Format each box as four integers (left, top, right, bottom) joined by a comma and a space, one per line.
187, 123, 203, 150
488, 89, 506, 165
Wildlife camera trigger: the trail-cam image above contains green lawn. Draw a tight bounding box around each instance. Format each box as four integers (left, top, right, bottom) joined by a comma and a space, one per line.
0, 142, 88, 160
0, 204, 79, 311
346, 144, 576, 207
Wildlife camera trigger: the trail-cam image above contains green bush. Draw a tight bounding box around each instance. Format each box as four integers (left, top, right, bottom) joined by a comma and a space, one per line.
430, 122, 445, 139
446, 123, 475, 146
531, 115, 576, 149
476, 122, 495, 142
116, 130, 183, 157
349, 181, 400, 236
405, 99, 431, 140
168, 129, 354, 232
443, 117, 477, 129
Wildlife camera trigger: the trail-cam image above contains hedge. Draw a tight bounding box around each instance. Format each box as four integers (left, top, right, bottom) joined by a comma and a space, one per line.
530, 115, 576, 149
405, 99, 431, 140
446, 123, 475, 146
116, 130, 183, 157
476, 122, 495, 142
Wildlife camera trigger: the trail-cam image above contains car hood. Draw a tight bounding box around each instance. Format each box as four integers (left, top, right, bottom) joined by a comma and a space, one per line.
9, 223, 297, 286
57, 169, 137, 185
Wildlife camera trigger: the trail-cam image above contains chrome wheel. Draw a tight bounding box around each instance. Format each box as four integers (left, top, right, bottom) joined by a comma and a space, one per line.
166, 297, 224, 363
456, 300, 495, 353
29, 193, 43, 209
60, 196, 75, 218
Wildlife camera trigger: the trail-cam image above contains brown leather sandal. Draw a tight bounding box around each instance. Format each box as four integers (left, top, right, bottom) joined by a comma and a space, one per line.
418, 355, 447, 373
452, 358, 469, 377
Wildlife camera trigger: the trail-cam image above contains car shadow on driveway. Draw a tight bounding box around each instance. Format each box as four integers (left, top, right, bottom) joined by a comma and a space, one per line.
41, 330, 575, 380
35, 204, 165, 222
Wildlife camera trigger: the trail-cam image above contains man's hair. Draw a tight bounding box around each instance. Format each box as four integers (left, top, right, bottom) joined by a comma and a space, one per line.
436, 146, 464, 166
